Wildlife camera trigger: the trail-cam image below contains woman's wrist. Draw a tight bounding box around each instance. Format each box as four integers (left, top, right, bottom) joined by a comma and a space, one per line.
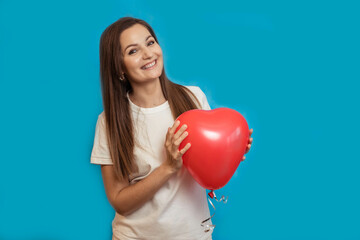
159, 163, 177, 177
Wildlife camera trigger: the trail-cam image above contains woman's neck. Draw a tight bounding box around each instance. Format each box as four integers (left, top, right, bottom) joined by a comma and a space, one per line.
129, 79, 166, 108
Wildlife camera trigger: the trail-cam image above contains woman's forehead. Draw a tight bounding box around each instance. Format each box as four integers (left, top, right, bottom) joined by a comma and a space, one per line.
120, 24, 152, 45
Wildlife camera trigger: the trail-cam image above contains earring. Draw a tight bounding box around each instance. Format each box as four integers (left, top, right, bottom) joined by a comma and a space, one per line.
119, 73, 125, 81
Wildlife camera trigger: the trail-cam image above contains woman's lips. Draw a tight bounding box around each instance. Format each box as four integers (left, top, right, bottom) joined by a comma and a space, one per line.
141, 59, 157, 70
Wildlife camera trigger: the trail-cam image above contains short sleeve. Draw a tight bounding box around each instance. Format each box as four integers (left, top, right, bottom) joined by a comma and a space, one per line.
90, 112, 113, 165
198, 87, 211, 110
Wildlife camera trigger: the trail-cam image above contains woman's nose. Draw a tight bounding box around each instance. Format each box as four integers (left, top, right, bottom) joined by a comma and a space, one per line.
142, 47, 153, 59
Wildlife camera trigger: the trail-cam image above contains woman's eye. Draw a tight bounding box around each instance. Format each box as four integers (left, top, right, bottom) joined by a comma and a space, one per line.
128, 41, 155, 55
129, 49, 137, 55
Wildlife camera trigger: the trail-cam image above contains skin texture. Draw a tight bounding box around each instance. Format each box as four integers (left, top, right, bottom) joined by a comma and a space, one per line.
120, 24, 163, 85
120, 24, 166, 108
101, 23, 253, 216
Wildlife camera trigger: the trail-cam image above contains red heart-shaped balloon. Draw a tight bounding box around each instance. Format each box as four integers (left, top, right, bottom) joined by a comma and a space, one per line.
175, 108, 249, 190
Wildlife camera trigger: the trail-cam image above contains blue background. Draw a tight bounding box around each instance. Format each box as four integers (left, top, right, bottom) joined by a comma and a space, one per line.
1, 0, 359, 239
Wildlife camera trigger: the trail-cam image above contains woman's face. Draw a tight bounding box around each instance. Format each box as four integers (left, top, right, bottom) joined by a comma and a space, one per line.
120, 24, 163, 84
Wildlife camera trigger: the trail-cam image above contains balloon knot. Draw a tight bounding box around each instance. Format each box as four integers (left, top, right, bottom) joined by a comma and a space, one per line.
208, 190, 215, 199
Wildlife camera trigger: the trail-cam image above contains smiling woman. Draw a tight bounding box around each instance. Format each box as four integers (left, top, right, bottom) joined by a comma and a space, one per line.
90, 17, 214, 240
120, 24, 164, 88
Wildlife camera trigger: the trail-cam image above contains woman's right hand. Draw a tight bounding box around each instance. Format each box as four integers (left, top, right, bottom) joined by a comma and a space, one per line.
163, 120, 191, 174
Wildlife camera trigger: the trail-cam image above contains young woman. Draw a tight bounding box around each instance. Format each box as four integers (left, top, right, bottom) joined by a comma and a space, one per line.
91, 17, 253, 240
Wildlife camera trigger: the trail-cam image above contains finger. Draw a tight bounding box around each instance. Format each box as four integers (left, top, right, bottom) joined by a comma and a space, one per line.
245, 144, 251, 154
249, 128, 253, 136
249, 138, 253, 144
179, 143, 191, 155
242, 156, 246, 161
169, 120, 181, 136
172, 150, 181, 160
165, 127, 171, 146
174, 124, 187, 140
174, 131, 189, 146
165, 127, 175, 146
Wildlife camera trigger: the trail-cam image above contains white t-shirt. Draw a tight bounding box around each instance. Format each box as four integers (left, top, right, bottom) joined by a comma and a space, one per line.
91, 86, 213, 240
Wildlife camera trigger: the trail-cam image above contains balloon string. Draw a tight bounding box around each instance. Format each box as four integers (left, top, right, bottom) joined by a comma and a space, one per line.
201, 197, 216, 232
213, 191, 228, 203
201, 191, 228, 232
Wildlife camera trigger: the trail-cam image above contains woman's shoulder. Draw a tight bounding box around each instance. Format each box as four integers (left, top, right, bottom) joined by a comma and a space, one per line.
184, 85, 205, 98
184, 85, 200, 92
184, 85, 211, 110
98, 111, 105, 119
96, 111, 106, 125
183, 85, 210, 110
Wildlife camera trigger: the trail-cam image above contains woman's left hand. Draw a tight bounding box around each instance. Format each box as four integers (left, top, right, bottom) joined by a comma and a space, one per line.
242, 128, 253, 161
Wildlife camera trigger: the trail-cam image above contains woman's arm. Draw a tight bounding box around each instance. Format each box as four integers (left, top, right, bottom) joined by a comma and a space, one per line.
101, 120, 190, 216
101, 164, 174, 216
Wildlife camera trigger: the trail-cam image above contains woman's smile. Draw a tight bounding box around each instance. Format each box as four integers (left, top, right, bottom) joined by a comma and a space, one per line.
120, 23, 163, 83
141, 59, 157, 70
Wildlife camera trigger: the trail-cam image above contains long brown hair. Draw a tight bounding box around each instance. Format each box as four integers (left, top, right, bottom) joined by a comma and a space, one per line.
99, 17, 201, 181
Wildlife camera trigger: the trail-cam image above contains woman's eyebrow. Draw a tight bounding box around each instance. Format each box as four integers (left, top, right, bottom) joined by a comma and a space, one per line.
124, 35, 153, 53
